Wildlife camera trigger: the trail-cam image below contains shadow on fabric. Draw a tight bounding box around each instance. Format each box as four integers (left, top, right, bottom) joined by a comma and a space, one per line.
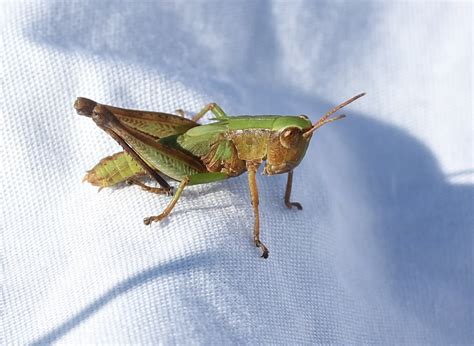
32, 254, 217, 345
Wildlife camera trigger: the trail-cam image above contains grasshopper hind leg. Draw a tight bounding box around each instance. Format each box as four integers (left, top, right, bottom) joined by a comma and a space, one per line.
247, 161, 269, 259
126, 178, 173, 196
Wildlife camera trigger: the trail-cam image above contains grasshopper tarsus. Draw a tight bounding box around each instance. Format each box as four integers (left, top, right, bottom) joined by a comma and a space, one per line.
144, 216, 161, 225
260, 246, 269, 259
255, 240, 269, 259
143, 213, 167, 225
285, 201, 303, 210
143, 217, 153, 226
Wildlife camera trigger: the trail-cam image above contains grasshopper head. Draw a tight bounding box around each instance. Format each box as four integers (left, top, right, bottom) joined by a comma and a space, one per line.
263, 116, 313, 175
263, 93, 365, 175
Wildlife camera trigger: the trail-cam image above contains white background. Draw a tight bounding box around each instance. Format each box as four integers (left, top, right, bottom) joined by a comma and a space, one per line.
1, 1, 473, 344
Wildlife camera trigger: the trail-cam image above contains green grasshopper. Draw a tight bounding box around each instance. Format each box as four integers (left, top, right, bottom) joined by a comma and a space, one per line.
74, 93, 365, 258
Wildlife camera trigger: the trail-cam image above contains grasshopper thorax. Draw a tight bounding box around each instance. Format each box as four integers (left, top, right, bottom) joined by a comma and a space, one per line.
225, 116, 314, 176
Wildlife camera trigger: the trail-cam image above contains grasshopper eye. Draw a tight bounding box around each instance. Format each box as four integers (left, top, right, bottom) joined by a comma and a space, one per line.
279, 127, 302, 149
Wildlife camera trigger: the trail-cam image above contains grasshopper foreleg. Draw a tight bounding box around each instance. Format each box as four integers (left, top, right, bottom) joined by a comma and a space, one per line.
192, 103, 228, 122
126, 178, 173, 196
247, 161, 269, 259
284, 170, 303, 210
143, 176, 190, 225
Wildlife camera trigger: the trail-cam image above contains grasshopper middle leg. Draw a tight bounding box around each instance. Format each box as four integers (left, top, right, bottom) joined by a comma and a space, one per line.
192, 103, 228, 122
247, 161, 269, 259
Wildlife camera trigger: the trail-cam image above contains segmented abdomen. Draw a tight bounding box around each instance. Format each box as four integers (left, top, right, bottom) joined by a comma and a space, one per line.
84, 151, 145, 187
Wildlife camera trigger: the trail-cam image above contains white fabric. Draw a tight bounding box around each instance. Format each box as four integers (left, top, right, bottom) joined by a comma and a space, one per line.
1, 1, 473, 344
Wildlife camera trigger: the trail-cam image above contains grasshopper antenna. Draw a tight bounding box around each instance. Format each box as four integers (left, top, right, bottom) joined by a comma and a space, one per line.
303, 92, 365, 138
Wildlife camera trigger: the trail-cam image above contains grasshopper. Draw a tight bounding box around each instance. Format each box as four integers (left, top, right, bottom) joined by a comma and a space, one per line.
74, 93, 365, 258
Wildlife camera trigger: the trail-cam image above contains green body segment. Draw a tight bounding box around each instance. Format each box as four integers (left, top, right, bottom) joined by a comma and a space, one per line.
188, 172, 228, 185
84, 151, 145, 187
182, 115, 312, 137
84, 107, 313, 188
227, 115, 312, 130
177, 115, 312, 161
84, 151, 228, 187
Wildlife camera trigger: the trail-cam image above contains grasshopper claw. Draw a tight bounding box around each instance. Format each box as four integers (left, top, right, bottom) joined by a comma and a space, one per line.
255, 240, 269, 259
143, 214, 167, 225
285, 201, 303, 210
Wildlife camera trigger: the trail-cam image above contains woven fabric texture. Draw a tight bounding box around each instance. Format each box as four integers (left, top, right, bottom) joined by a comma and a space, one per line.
1, 1, 473, 344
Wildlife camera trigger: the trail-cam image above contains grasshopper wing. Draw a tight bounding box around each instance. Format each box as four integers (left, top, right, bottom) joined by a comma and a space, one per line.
81, 103, 208, 182
177, 121, 245, 176
176, 122, 228, 156
75, 97, 199, 139
75, 97, 201, 188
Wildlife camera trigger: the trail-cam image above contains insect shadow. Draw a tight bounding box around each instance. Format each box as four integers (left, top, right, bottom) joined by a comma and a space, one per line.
31, 253, 218, 345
